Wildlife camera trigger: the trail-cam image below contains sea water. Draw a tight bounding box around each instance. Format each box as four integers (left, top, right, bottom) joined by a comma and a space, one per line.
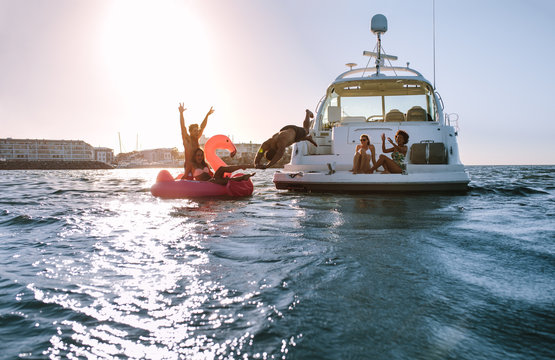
0, 166, 553, 359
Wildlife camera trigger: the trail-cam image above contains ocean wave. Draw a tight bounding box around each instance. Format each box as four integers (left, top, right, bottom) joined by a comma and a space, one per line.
0, 214, 62, 227
469, 184, 550, 196
0, 200, 41, 206
51, 189, 105, 195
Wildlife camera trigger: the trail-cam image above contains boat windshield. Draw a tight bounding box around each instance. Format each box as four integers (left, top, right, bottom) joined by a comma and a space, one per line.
319, 79, 437, 129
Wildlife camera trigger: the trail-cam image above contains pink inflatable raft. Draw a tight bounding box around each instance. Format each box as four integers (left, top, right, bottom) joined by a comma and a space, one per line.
150, 135, 254, 199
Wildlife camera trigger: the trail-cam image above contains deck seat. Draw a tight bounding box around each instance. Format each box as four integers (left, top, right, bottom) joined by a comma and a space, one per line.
328, 106, 341, 125
410, 141, 447, 164
385, 109, 405, 122
406, 106, 427, 122
410, 143, 427, 164
428, 142, 447, 164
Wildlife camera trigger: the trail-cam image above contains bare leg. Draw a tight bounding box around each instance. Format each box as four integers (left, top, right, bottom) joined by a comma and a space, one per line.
360, 153, 371, 173
229, 173, 255, 181
211, 165, 252, 185
369, 154, 387, 173
303, 109, 314, 131
381, 157, 403, 174
215, 165, 247, 178
352, 153, 361, 174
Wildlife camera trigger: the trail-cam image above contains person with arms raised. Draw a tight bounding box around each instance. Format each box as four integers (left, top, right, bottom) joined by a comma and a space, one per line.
368, 130, 409, 174
179, 103, 214, 179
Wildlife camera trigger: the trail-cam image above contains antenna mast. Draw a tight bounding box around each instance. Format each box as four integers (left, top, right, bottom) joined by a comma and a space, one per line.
370, 14, 388, 76
118, 132, 122, 153
433, 0, 436, 89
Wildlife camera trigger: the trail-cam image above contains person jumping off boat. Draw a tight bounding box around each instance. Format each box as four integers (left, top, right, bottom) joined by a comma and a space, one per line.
254, 109, 318, 169
179, 103, 214, 179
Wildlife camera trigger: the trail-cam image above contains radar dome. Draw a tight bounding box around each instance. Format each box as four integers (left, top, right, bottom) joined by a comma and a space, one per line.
371, 14, 387, 34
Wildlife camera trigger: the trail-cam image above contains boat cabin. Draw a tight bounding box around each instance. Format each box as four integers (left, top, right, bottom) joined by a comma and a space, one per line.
319, 77, 438, 130
303, 68, 455, 167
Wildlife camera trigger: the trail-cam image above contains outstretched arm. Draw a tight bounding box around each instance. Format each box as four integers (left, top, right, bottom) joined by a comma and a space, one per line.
179, 103, 189, 141
303, 109, 314, 131
198, 106, 214, 137
264, 146, 286, 169
387, 137, 407, 155
254, 141, 269, 168
381, 133, 393, 153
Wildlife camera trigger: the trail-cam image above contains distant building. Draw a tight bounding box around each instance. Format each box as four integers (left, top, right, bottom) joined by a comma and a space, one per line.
139, 148, 174, 163
200, 136, 260, 160
94, 147, 115, 164
115, 147, 177, 168
216, 142, 260, 160
0, 138, 94, 161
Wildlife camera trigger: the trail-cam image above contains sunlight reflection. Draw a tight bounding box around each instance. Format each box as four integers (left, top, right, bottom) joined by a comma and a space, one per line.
31, 170, 288, 358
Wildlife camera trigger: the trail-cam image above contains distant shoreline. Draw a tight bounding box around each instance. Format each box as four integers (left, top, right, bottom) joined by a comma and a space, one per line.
0, 160, 114, 170
0, 160, 286, 170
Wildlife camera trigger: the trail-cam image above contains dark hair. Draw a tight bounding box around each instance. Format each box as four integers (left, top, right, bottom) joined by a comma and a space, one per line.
189, 124, 199, 133
265, 148, 276, 161
193, 148, 208, 168
396, 130, 409, 144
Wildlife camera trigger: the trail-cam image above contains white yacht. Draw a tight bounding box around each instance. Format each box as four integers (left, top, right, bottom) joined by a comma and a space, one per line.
273, 14, 470, 192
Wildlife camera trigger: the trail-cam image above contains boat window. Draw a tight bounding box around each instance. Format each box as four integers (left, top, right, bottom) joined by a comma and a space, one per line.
341, 96, 382, 122
321, 79, 439, 124
384, 94, 428, 116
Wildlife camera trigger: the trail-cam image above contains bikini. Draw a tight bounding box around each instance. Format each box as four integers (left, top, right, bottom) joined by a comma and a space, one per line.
392, 152, 406, 170
193, 167, 210, 180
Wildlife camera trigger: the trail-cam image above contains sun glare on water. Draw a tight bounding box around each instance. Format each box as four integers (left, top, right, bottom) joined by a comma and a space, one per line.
100, 1, 215, 150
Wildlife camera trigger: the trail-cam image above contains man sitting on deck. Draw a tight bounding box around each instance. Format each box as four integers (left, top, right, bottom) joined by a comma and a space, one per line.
254, 109, 318, 169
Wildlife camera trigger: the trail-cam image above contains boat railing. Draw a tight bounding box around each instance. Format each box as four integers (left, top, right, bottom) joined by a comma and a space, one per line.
445, 113, 460, 133
435, 91, 444, 110
335, 66, 424, 81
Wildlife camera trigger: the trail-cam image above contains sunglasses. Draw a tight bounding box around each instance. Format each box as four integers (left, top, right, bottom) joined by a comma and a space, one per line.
360, 138, 368, 142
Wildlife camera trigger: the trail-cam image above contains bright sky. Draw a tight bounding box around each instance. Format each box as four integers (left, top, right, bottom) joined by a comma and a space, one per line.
1, 0, 554, 165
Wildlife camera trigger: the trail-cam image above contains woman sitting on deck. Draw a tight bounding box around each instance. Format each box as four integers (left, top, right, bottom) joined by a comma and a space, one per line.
351, 134, 376, 174
191, 149, 254, 185
368, 130, 409, 174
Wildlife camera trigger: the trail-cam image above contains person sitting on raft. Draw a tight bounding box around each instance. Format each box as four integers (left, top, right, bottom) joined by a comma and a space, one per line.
351, 134, 376, 174
368, 130, 409, 174
254, 109, 318, 169
191, 148, 254, 185
179, 103, 214, 179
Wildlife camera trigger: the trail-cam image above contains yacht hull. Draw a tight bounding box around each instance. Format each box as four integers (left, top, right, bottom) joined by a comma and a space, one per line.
273, 170, 469, 193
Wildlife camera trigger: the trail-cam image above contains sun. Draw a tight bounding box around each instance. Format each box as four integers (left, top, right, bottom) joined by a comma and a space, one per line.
100, 1, 215, 150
